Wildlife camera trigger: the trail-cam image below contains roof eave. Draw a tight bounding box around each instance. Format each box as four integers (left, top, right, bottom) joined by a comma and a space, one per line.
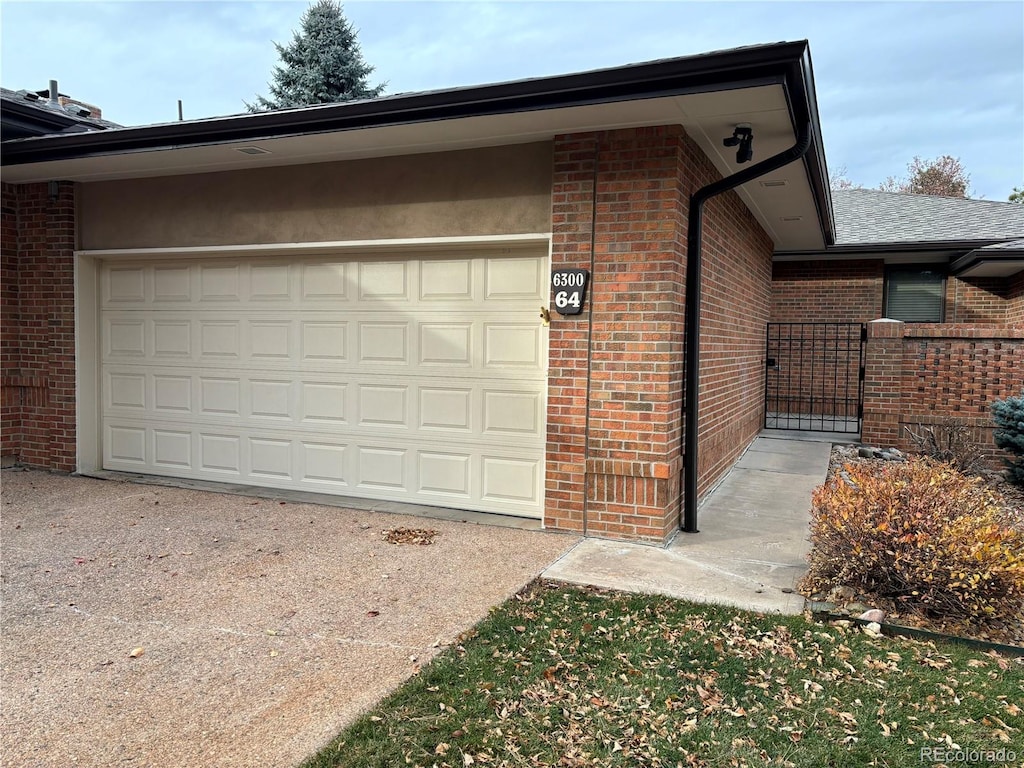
0, 41, 834, 248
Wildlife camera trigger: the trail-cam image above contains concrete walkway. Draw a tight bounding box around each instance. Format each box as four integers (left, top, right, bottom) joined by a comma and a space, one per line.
543, 436, 833, 614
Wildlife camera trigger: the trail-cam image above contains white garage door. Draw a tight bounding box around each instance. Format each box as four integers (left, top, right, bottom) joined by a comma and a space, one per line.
99, 250, 548, 517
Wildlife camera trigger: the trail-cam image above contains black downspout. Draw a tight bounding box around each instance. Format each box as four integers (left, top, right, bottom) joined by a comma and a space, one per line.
681, 121, 813, 533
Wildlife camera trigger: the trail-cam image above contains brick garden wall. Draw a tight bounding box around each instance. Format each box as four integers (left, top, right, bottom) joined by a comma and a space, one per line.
861, 321, 1024, 456
1, 181, 78, 471
545, 126, 772, 543
771, 260, 1020, 430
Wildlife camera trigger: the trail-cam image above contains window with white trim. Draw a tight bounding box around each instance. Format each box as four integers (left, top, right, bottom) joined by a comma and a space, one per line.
884, 267, 945, 322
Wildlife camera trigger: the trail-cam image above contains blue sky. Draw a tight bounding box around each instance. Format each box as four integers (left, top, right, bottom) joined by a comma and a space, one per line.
1, 0, 1021, 200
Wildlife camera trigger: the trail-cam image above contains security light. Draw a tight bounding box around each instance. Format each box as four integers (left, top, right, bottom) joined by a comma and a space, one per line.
723, 123, 754, 164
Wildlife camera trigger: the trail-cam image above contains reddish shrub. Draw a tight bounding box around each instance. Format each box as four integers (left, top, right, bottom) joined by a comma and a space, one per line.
804, 458, 1024, 624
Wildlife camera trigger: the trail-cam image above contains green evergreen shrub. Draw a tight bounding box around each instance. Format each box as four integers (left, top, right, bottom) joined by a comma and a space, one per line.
992, 392, 1024, 487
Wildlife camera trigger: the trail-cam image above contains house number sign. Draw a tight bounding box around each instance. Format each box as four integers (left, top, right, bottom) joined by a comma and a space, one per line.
551, 268, 590, 315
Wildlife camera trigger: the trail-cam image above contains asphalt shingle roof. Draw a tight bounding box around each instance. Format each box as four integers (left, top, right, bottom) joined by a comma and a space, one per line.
0, 87, 120, 133
833, 188, 1024, 246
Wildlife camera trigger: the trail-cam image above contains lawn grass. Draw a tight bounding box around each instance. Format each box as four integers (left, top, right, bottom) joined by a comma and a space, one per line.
304, 582, 1024, 768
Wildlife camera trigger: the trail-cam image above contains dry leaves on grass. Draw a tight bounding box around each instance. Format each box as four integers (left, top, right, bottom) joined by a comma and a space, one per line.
383, 527, 438, 545
321, 584, 1023, 768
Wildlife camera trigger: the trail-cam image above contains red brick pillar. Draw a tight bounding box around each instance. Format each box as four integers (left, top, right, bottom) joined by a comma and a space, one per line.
861, 319, 904, 447
546, 127, 686, 543
1, 181, 77, 471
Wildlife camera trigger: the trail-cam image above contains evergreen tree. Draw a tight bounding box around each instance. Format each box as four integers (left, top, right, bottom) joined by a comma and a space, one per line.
992, 393, 1024, 487
248, 1, 384, 111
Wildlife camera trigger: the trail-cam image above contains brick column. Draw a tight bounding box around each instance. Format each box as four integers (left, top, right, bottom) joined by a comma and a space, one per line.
861, 319, 904, 447
1, 181, 77, 471
546, 127, 686, 543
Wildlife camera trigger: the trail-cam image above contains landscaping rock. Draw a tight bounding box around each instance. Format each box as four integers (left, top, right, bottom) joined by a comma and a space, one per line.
861, 621, 883, 638
859, 609, 885, 623
858, 447, 877, 459
845, 601, 871, 615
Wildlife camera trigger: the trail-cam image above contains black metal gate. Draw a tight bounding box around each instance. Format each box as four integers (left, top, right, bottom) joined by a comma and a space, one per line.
764, 323, 865, 434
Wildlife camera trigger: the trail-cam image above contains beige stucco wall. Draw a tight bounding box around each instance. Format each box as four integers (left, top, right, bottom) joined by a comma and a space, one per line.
79, 142, 553, 250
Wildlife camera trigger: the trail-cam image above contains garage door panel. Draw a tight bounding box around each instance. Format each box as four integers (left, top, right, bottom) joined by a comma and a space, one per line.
483, 390, 542, 436
153, 429, 192, 469
101, 251, 546, 518
485, 256, 545, 300
482, 456, 541, 504
106, 319, 146, 358
106, 266, 146, 303
358, 261, 409, 301
199, 433, 242, 474
153, 321, 191, 358
358, 322, 409, 364
107, 372, 146, 410
250, 380, 293, 420
153, 374, 192, 413
153, 266, 191, 302
356, 446, 407, 490
418, 452, 472, 498
420, 259, 473, 301
484, 324, 542, 369
199, 321, 241, 359
301, 262, 350, 301
107, 425, 147, 465
300, 382, 349, 424
249, 322, 292, 360
104, 368, 544, 445
103, 418, 544, 515
419, 387, 472, 432
249, 263, 292, 301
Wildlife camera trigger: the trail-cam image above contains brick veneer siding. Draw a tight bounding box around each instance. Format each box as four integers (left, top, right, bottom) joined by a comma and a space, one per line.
0, 181, 77, 470
861, 321, 1024, 455
771, 260, 883, 323
773, 260, 1016, 325
545, 126, 772, 543
1009, 272, 1024, 325
686, 140, 775, 496
946, 276, 1009, 324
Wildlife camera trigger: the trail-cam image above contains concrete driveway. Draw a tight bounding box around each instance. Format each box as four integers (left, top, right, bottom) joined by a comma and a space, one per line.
1, 470, 575, 767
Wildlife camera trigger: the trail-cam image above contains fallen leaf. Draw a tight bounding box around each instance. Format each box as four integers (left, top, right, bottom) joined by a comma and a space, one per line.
367, 610, 380, 618
128, 647, 144, 659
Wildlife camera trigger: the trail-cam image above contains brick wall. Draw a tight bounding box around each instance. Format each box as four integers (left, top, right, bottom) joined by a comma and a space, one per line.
771, 260, 883, 323
0, 181, 77, 471
546, 127, 687, 542
1008, 272, 1024, 325
861, 321, 1024, 455
1, 183, 20, 461
772, 259, 1015, 325
946, 276, 1009, 324
545, 126, 772, 543
685, 139, 775, 496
